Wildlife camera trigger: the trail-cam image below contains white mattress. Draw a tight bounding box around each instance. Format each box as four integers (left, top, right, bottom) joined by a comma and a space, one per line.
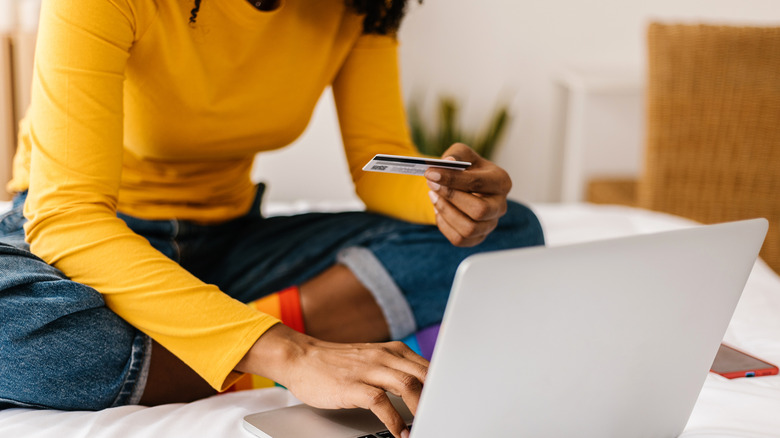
1, 202, 779, 438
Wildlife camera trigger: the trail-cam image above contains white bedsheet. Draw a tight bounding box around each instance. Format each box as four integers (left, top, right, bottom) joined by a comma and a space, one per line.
1, 202, 779, 438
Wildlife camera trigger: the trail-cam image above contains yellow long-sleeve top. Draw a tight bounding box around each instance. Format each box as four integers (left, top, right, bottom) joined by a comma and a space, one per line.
9, 0, 435, 390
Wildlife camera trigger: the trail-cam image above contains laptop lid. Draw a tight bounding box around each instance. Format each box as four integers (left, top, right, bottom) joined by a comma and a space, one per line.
410, 218, 767, 438
243, 219, 767, 438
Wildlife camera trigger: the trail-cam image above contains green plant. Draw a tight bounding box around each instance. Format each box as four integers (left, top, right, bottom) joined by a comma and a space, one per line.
407, 95, 510, 160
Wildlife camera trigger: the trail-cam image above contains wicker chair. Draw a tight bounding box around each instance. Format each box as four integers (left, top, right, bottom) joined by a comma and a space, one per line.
637, 23, 780, 274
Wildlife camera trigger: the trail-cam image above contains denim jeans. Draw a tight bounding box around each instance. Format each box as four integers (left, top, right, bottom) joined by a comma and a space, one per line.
0, 185, 544, 410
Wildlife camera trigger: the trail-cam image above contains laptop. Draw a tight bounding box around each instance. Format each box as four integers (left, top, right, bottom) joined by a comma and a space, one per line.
243, 219, 767, 438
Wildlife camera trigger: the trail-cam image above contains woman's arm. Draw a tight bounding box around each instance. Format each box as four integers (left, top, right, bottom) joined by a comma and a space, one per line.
24, 0, 277, 391
332, 34, 437, 225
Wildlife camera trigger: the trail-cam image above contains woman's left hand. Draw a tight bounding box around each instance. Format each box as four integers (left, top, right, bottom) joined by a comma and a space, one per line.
425, 143, 512, 247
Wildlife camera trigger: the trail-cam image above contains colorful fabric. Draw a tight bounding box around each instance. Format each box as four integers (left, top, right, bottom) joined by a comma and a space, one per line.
248, 286, 304, 334
402, 324, 441, 361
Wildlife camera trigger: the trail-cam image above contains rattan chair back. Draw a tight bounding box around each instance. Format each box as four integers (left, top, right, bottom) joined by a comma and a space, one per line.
639, 23, 780, 274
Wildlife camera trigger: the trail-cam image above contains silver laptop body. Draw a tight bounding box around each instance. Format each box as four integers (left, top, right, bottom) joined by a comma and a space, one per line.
244, 219, 767, 438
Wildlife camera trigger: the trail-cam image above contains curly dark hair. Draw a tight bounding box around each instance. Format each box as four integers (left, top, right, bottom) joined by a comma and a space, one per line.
189, 0, 422, 35
189, 0, 202, 25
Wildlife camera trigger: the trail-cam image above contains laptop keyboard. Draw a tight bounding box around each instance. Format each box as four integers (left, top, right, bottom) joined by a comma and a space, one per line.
357, 432, 393, 438
356, 425, 412, 438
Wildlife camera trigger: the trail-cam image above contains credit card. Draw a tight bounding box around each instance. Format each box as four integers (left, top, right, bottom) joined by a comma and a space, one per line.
362, 154, 471, 176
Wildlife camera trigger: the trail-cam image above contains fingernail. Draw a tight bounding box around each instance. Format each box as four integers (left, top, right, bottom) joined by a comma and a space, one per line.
427, 171, 441, 182
428, 190, 439, 205
401, 429, 410, 438
443, 156, 456, 161
426, 180, 441, 191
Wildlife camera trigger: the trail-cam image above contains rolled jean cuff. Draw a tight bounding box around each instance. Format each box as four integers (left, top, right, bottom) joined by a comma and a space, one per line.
111, 332, 152, 407
337, 246, 417, 340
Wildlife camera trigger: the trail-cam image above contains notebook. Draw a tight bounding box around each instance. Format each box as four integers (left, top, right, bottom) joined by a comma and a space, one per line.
243, 218, 767, 438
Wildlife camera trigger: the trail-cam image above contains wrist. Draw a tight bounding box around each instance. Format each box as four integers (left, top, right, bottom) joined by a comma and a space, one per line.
235, 323, 308, 384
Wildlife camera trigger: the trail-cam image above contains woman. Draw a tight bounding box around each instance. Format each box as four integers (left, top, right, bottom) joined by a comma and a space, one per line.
0, 0, 543, 436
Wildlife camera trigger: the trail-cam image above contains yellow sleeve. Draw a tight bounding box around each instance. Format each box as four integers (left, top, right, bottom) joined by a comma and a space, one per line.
24, 0, 277, 391
332, 34, 436, 225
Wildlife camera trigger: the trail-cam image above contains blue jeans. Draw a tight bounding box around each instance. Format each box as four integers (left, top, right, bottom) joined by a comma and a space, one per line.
0, 185, 544, 410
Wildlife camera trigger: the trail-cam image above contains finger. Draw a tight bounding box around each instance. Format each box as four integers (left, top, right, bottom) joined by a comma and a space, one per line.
426, 166, 511, 196
320, 340, 430, 373
431, 192, 496, 245
372, 342, 429, 385
429, 180, 507, 222
434, 211, 465, 246
380, 341, 431, 372
398, 351, 429, 379
362, 387, 411, 438
434, 204, 488, 247
361, 367, 423, 414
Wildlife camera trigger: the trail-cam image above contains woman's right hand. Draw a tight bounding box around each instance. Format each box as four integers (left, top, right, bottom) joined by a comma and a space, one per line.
235, 324, 429, 438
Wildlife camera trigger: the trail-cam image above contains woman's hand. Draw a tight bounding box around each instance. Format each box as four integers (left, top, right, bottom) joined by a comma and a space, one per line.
236, 324, 428, 438
425, 143, 512, 247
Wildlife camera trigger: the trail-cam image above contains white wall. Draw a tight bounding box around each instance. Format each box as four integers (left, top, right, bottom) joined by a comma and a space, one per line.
396, 0, 780, 203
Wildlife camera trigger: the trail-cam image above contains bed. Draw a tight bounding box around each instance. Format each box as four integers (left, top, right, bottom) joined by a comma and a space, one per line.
1, 201, 779, 437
